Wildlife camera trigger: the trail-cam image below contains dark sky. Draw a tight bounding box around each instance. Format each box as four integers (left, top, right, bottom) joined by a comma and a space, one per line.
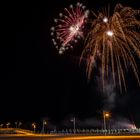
1, 0, 140, 128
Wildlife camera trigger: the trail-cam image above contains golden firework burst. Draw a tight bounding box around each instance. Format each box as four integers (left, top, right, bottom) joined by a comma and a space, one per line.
81, 4, 140, 92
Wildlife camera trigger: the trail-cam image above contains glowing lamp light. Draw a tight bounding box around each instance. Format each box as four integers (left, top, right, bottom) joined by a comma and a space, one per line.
105, 112, 110, 118
103, 111, 110, 118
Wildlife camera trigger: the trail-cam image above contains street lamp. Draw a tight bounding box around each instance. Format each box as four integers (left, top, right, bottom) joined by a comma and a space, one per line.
15, 122, 18, 128
32, 123, 36, 133
70, 117, 76, 134
6, 122, 10, 128
18, 122, 22, 128
103, 111, 110, 135
0, 124, 3, 128
41, 120, 47, 134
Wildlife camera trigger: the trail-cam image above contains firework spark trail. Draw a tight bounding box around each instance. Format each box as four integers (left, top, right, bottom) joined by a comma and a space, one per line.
51, 2, 89, 54
81, 4, 140, 92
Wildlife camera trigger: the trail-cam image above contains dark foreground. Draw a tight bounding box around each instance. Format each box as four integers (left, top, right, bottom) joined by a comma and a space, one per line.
0, 135, 140, 140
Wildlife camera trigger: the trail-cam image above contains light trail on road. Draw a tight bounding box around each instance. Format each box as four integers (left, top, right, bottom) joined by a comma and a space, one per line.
0, 135, 140, 140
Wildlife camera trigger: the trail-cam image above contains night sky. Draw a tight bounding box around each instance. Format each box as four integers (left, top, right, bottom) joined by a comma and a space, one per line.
1, 0, 140, 128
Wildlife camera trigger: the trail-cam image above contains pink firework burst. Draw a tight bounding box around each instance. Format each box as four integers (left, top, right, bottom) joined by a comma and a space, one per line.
51, 2, 89, 54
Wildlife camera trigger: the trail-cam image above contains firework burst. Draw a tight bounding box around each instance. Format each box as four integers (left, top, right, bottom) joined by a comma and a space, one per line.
81, 4, 140, 92
51, 2, 89, 54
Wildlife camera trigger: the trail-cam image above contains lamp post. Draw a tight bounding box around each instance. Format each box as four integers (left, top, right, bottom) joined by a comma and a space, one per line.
32, 123, 36, 133
73, 117, 76, 134
103, 111, 110, 135
18, 122, 22, 128
0, 124, 3, 128
6, 122, 10, 128
15, 122, 18, 128
71, 117, 76, 134
41, 120, 47, 134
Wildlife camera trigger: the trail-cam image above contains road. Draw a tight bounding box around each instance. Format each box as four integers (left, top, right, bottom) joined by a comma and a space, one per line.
0, 135, 140, 140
